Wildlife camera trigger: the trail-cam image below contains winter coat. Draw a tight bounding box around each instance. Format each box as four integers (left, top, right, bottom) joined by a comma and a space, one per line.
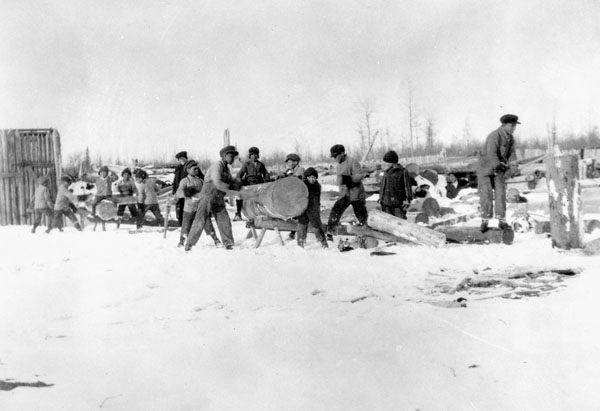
54, 185, 76, 211
446, 182, 464, 199
201, 160, 235, 205
279, 164, 305, 179
336, 155, 365, 201
176, 175, 205, 212
237, 160, 270, 185
137, 178, 161, 205
94, 174, 118, 196
305, 179, 322, 213
116, 179, 137, 196
379, 164, 413, 208
478, 127, 517, 177
172, 163, 197, 194
33, 184, 53, 210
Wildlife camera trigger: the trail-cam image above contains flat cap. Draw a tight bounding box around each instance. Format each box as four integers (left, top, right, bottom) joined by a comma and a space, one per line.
330, 144, 345, 157
500, 114, 521, 124
175, 151, 188, 159
285, 153, 301, 162
219, 145, 239, 157
184, 160, 198, 170
248, 146, 260, 157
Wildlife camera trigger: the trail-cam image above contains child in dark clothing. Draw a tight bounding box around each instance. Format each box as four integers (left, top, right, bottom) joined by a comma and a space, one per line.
135, 169, 164, 228
91, 165, 119, 216
296, 167, 328, 248
30, 175, 54, 233
379, 150, 414, 219
115, 168, 138, 226
48, 175, 82, 232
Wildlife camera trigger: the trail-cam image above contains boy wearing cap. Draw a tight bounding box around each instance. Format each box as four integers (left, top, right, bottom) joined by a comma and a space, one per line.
30, 176, 54, 233
175, 160, 221, 247
90, 165, 119, 217
234, 146, 271, 221
478, 114, 520, 232
172, 151, 198, 227
135, 169, 164, 229
326, 144, 368, 240
278, 153, 305, 179
297, 167, 328, 248
379, 151, 414, 219
185, 145, 241, 251
115, 168, 138, 226
48, 175, 82, 233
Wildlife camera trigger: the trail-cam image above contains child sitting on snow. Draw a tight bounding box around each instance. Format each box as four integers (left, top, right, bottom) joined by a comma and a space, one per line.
48, 175, 82, 233
135, 169, 164, 228
296, 167, 328, 248
30, 175, 54, 234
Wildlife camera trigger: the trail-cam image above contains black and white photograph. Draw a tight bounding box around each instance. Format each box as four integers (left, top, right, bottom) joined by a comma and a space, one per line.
1, 1, 600, 409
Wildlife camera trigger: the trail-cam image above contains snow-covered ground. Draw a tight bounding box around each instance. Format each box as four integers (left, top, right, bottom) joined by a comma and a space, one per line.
1, 215, 600, 410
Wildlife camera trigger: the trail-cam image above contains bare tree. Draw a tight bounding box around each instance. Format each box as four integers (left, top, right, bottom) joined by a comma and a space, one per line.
405, 81, 420, 157
424, 116, 436, 153
462, 117, 472, 149
357, 98, 378, 156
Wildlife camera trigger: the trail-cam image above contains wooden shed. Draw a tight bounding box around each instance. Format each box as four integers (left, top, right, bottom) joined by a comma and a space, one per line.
0, 129, 62, 226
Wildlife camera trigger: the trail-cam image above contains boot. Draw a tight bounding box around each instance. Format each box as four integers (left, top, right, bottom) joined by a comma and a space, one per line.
498, 219, 510, 230
325, 233, 334, 242
75, 223, 82, 231
31, 224, 38, 234
288, 231, 296, 240
321, 240, 329, 249
211, 233, 222, 247
297, 225, 307, 248
480, 219, 489, 233
177, 236, 185, 248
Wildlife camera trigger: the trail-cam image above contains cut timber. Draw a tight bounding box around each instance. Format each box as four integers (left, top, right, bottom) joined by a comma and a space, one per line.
367, 209, 446, 247
241, 177, 308, 220
435, 226, 514, 245
429, 210, 480, 228
545, 153, 583, 249
584, 237, 600, 255
345, 223, 410, 244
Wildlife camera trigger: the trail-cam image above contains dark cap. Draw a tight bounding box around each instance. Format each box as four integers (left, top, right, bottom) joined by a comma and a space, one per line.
330, 144, 345, 158
500, 114, 521, 124
121, 168, 132, 177
99, 165, 109, 174
135, 169, 148, 179
219, 145, 239, 157
285, 153, 301, 162
382, 150, 399, 164
248, 146, 260, 157
304, 167, 318, 179
421, 169, 439, 186
184, 160, 198, 170
175, 151, 188, 160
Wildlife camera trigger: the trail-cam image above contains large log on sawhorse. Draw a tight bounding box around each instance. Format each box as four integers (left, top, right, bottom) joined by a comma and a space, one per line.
248, 216, 292, 248
367, 209, 446, 247
434, 226, 514, 245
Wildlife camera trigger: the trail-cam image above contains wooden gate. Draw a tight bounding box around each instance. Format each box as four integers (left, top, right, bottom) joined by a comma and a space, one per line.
0, 129, 62, 226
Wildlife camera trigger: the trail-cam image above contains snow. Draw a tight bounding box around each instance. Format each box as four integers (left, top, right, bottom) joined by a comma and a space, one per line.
1, 216, 600, 410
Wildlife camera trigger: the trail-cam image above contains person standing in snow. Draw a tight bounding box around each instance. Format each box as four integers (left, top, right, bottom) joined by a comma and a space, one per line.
378, 150, 414, 219
296, 167, 328, 248
233, 146, 270, 221
135, 169, 164, 229
173, 151, 197, 227
115, 168, 138, 226
326, 144, 368, 241
47, 175, 82, 232
90, 165, 119, 217
175, 160, 221, 248
185, 145, 241, 251
478, 114, 520, 232
30, 175, 54, 234
277, 153, 305, 240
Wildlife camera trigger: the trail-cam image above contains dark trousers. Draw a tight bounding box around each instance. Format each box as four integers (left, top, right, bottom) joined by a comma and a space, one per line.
297, 205, 326, 245
326, 196, 368, 234
117, 203, 138, 218
137, 204, 164, 228
91, 195, 116, 215
50, 208, 80, 231
381, 205, 407, 219
175, 198, 185, 226
186, 185, 234, 248
32, 208, 53, 231
235, 199, 243, 214
478, 172, 507, 219
181, 210, 217, 238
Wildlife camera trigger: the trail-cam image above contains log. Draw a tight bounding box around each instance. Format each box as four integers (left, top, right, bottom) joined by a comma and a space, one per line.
535, 221, 551, 234
345, 223, 410, 244
241, 177, 308, 220
584, 238, 600, 255
367, 209, 446, 247
545, 154, 583, 249
434, 226, 514, 245
429, 210, 480, 228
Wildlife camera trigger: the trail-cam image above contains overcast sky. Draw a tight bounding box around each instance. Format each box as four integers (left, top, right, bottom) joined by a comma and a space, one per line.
1, 0, 599, 161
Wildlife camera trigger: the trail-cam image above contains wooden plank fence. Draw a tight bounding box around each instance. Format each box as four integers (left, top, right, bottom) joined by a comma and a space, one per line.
0, 129, 62, 226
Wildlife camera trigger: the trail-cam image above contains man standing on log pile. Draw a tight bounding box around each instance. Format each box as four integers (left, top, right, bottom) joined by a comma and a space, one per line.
478, 114, 520, 232
185, 146, 241, 252
379, 150, 414, 219
233, 146, 270, 221
326, 144, 368, 241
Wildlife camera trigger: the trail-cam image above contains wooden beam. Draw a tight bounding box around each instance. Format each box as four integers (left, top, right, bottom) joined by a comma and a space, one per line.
367, 209, 446, 247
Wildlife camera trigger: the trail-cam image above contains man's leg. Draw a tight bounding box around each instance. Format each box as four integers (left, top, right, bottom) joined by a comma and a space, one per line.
176, 198, 185, 227
234, 199, 243, 220
350, 200, 368, 225
212, 203, 234, 248
149, 204, 164, 226
326, 196, 351, 236
64, 208, 82, 230
179, 211, 195, 246
203, 213, 221, 246
478, 174, 494, 232
307, 207, 327, 246
494, 173, 507, 219
185, 196, 213, 249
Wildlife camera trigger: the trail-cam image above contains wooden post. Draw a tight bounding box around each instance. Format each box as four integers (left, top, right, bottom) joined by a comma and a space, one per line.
545, 153, 583, 249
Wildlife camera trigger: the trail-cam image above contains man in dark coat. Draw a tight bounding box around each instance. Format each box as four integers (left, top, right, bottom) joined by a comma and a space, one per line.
172, 151, 189, 226
234, 146, 270, 221
478, 114, 520, 232
296, 167, 328, 248
378, 150, 414, 219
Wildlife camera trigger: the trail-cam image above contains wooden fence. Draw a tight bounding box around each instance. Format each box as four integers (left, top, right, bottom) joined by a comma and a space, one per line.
0, 129, 62, 226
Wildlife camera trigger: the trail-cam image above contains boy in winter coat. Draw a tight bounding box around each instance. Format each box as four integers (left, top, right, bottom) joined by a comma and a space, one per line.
91, 165, 119, 216
277, 153, 305, 239
297, 167, 328, 248
115, 168, 138, 226
175, 160, 220, 247
233, 146, 270, 221
30, 175, 54, 233
48, 175, 82, 232
379, 150, 414, 219
135, 169, 164, 228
